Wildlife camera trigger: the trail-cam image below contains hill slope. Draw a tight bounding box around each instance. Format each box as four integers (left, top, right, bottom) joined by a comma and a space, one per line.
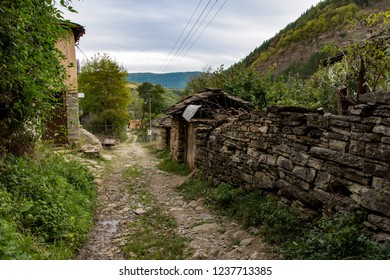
127, 72, 201, 89
235, 0, 388, 76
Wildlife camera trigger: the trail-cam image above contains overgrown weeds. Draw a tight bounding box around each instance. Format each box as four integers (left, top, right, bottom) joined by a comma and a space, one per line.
143, 143, 191, 176
121, 164, 143, 179
123, 184, 189, 260
176, 172, 390, 260
0, 150, 96, 259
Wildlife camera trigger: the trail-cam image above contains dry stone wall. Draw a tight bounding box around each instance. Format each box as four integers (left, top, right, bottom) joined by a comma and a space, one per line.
195, 102, 390, 239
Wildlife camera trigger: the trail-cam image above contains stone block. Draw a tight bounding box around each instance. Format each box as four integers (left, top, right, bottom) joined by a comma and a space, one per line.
373, 125, 390, 136
276, 179, 322, 209
290, 150, 310, 166
374, 105, 390, 117
238, 171, 252, 184
307, 115, 329, 128
324, 131, 350, 141
343, 169, 371, 185
310, 147, 363, 170
372, 177, 390, 194
360, 189, 390, 217
368, 215, 390, 233
331, 127, 351, 136
315, 171, 332, 189
247, 147, 260, 158
307, 158, 323, 170
351, 123, 372, 133
329, 139, 348, 152
253, 172, 274, 189
292, 166, 317, 183
277, 156, 294, 171
348, 104, 373, 116
347, 183, 371, 196
351, 132, 382, 143
330, 116, 351, 127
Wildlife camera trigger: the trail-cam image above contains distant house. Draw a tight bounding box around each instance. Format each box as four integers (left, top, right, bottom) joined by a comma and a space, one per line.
44, 22, 85, 145
128, 119, 142, 130
152, 116, 172, 149
165, 89, 252, 170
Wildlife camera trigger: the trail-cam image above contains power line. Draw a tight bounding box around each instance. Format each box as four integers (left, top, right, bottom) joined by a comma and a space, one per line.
76, 45, 89, 61
167, 0, 220, 71
173, 0, 228, 70
159, 0, 204, 72
163, 0, 213, 72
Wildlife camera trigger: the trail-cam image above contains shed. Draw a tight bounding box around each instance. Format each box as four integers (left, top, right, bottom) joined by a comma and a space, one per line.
165, 88, 252, 169
152, 115, 172, 149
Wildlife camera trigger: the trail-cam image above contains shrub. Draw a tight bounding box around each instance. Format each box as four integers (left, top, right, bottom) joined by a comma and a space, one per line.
0, 150, 96, 259
283, 213, 390, 260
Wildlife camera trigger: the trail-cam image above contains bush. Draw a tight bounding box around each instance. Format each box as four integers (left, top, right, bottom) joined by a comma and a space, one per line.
0, 150, 96, 259
175, 175, 390, 259
283, 213, 390, 260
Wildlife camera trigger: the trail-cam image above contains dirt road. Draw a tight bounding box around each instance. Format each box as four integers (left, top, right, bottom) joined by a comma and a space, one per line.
77, 138, 278, 260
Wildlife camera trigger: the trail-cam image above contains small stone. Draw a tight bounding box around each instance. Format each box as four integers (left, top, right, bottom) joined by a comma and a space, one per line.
240, 238, 254, 247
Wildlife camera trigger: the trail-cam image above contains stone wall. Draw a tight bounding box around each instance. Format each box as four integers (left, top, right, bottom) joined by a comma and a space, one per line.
195, 103, 390, 240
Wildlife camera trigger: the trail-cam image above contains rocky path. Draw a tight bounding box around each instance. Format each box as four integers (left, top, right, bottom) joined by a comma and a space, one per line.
77, 138, 278, 260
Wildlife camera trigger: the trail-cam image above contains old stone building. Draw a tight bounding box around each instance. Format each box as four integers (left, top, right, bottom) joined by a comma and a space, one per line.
45, 22, 85, 145
165, 89, 252, 170
165, 90, 390, 240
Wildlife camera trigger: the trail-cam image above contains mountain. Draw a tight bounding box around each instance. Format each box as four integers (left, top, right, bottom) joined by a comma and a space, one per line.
127, 72, 202, 89
235, 0, 388, 77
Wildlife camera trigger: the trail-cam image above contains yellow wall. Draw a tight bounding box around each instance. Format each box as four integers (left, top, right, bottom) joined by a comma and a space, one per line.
56, 32, 78, 93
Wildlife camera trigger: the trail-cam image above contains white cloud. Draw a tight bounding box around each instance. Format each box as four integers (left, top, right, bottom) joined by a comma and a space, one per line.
63, 0, 323, 73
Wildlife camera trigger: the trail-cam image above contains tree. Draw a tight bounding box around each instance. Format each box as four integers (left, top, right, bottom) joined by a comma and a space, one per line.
0, 0, 76, 156
137, 82, 166, 125
78, 53, 130, 138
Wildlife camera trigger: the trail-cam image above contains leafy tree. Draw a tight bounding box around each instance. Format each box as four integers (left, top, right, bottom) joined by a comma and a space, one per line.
78, 53, 131, 138
0, 0, 76, 156
184, 66, 268, 109
137, 82, 166, 124
314, 11, 389, 108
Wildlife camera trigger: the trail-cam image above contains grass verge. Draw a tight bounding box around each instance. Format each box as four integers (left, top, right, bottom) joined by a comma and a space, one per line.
143, 143, 191, 176
176, 172, 390, 260
0, 149, 96, 259
123, 184, 189, 260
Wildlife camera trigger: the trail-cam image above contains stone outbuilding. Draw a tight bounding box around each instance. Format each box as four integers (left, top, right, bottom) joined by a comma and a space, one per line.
165, 88, 252, 170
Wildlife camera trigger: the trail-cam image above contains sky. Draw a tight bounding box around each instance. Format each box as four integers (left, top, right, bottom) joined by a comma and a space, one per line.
61, 0, 323, 73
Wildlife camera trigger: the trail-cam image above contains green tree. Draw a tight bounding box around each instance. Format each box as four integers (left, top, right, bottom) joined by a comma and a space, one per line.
137, 82, 166, 124
78, 53, 131, 138
0, 0, 76, 156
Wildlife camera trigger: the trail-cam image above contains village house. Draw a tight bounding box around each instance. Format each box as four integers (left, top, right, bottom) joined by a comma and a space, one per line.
165, 88, 252, 170
44, 22, 85, 145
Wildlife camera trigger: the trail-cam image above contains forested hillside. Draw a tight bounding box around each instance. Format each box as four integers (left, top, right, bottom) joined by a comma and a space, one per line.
185, 0, 389, 114
235, 0, 388, 77
127, 72, 201, 89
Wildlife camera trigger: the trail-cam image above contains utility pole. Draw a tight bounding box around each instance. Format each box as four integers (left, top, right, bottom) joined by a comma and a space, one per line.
148, 96, 152, 142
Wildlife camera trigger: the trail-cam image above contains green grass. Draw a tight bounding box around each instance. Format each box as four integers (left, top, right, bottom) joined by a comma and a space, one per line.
121, 164, 143, 179
157, 158, 191, 176
176, 173, 390, 260
143, 143, 191, 176
123, 184, 189, 260
0, 150, 96, 259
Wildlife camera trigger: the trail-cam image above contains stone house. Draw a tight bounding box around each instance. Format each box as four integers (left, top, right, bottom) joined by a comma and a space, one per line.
165, 89, 252, 170
44, 22, 85, 145
152, 116, 172, 149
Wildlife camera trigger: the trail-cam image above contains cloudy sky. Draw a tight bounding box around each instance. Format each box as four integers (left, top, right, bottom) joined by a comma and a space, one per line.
61, 0, 323, 73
